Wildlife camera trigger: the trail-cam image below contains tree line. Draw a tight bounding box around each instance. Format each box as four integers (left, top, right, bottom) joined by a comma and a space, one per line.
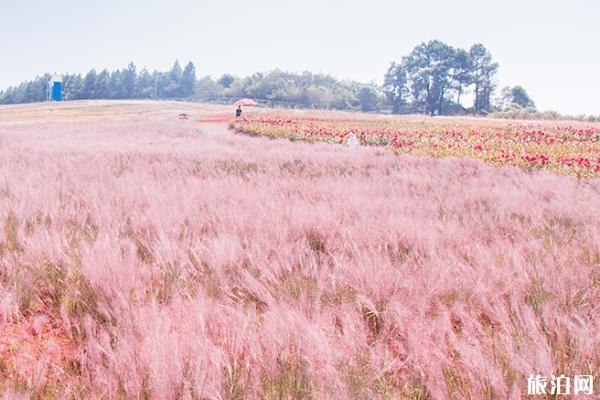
384, 40, 502, 115
0, 61, 196, 104
194, 71, 383, 111
0, 40, 538, 115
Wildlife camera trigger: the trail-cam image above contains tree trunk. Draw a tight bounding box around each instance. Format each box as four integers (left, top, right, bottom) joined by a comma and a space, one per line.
474, 82, 480, 114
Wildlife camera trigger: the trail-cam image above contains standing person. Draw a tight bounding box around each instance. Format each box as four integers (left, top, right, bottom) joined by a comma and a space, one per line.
236, 105, 242, 117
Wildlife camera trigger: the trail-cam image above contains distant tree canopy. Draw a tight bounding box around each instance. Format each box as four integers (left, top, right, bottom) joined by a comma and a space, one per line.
385, 40, 499, 115
495, 85, 536, 110
0, 62, 382, 112
194, 70, 384, 111
1, 40, 535, 116
0, 61, 196, 104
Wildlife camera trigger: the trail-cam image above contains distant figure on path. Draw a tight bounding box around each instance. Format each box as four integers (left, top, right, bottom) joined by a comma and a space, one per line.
236, 106, 242, 117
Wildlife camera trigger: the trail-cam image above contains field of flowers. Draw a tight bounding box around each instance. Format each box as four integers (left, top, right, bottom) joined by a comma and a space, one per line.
0, 101, 598, 399
231, 112, 600, 178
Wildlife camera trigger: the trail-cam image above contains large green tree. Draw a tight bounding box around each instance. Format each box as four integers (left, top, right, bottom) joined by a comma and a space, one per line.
83, 69, 98, 99
508, 85, 535, 108
164, 61, 183, 97
24, 74, 51, 102
402, 40, 456, 115
383, 62, 408, 114
109, 70, 123, 99
63, 74, 84, 100
451, 48, 473, 106
217, 74, 235, 89
181, 62, 196, 98
496, 85, 536, 110
470, 44, 499, 114
122, 63, 137, 99
95, 70, 111, 99
384, 40, 500, 116
194, 76, 223, 99
357, 85, 381, 112
135, 68, 155, 99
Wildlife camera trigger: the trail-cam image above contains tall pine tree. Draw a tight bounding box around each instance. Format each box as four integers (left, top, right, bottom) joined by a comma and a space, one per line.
181, 62, 196, 98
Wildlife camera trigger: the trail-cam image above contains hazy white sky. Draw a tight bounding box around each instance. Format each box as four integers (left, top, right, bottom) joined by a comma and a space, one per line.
1, 0, 598, 114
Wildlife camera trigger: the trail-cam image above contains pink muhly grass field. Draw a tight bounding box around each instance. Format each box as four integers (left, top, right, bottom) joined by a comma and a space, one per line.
0, 102, 598, 399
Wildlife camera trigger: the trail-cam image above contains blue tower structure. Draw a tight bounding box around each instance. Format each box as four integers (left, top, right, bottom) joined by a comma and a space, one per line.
48, 74, 62, 101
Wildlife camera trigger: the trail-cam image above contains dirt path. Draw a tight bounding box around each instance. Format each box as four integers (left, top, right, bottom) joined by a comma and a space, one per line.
197, 122, 232, 137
